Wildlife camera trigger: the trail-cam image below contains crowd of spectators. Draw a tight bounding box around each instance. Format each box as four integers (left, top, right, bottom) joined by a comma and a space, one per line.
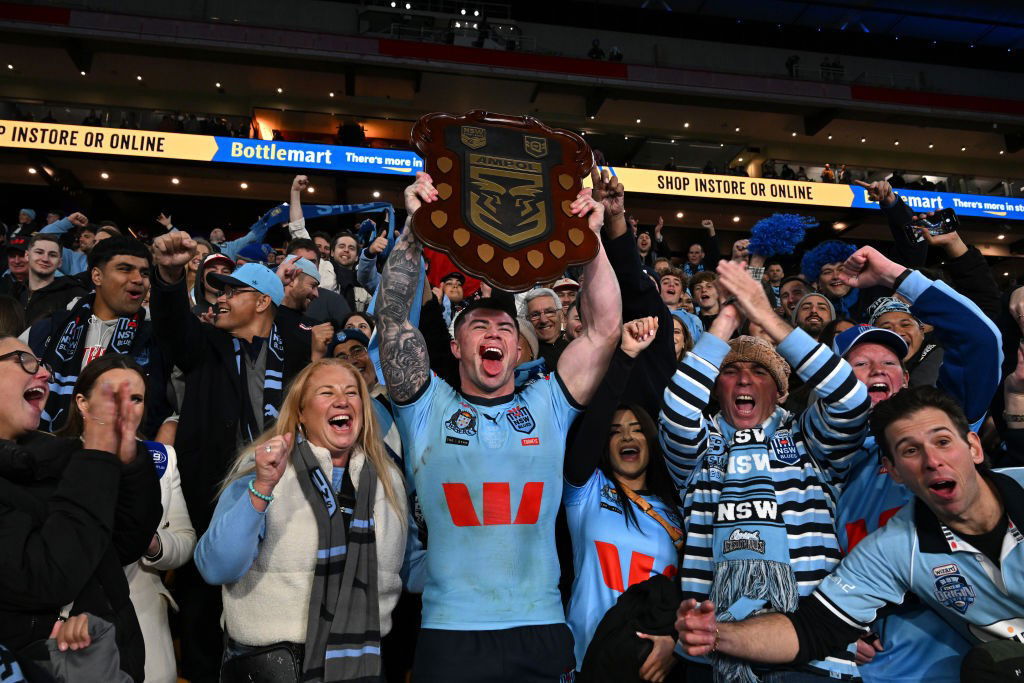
1, 161, 1023, 683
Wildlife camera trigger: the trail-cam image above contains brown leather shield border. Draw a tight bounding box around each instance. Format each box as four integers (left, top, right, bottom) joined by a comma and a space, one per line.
410, 110, 596, 292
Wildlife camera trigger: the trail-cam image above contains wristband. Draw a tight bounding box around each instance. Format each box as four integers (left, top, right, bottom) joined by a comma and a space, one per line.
893, 268, 912, 291
248, 479, 274, 503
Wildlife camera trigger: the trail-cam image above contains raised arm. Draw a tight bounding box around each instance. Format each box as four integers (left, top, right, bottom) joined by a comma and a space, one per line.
377, 173, 434, 402
556, 190, 622, 405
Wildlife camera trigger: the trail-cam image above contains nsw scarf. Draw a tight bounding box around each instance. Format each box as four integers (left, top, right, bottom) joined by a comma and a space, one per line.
232, 324, 285, 443
41, 294, 145, 431
293, 439, 381, 682
707, 410, 800, 683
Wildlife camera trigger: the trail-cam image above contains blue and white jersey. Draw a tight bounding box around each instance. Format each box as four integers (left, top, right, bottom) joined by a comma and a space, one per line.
816, 468, 1024, 649
393, 371, 581, 630
833, 270, 1000, 681
564, 470, 681, 669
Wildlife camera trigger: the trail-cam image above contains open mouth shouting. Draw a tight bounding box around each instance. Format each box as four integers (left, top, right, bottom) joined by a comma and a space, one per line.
480, 345, 505, 376
23, 384, 47, 415
619, 445, 640, 462
866, 381, 894, 404
925, 477, 957, 502
327, 413, 353, 435
733, 393, 756, 418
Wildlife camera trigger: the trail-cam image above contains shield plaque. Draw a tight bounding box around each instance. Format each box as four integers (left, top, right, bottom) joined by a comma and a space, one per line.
410, 110, 596, 291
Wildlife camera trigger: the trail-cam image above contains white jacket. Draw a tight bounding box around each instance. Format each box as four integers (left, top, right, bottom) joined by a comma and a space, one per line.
124, 443, 196, 683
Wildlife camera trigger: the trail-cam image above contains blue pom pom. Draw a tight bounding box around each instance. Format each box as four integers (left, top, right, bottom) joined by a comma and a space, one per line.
748, 214, 818, 257
800, 240, 857, 283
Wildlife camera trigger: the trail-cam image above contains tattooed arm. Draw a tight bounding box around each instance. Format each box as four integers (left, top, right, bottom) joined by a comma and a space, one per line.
377, 172, 437, 402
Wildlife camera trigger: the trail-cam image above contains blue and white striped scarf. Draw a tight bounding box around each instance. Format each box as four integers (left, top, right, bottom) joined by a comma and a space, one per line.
292, 439, 381, 682
231, 324, 284, 444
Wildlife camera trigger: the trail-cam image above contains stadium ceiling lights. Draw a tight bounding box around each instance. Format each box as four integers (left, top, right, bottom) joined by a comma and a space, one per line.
373, 191, 381, 198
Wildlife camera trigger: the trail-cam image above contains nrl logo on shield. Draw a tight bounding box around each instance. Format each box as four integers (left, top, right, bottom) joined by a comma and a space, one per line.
460, 126, 487, 149
524, 136, 548, 158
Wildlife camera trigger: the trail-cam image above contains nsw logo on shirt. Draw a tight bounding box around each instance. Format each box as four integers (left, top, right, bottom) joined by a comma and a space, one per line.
769, 430, 799, 464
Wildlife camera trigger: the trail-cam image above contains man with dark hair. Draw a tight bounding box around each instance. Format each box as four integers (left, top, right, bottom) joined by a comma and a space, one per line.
24, 236, 169, 435
379, 172, 621, 681
20, 233, 89, 324
677, 385, 1024, 683
310, 230, 331, 260
778, 275, 809, 319
39, 211, 95, 275
284, 237, 351, 329
792, 291, 834, 341
149, 230, 311, 682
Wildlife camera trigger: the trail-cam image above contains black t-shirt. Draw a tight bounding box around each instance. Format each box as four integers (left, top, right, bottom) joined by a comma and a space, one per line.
959, 515, 1009, 567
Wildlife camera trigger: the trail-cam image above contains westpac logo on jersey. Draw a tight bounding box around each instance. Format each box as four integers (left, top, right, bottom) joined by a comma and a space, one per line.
593, 540, 677, 592
442, 481, 543, 526
715, 498, 778, 522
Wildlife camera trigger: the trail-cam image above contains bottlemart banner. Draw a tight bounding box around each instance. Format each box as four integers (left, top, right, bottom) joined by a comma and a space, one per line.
0, 120, 424, 175
591, 166, 1024, 221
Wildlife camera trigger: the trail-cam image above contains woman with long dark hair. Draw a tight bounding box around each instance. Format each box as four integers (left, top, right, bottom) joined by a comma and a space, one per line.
563, 318, 684, 682
58, 353, 195, 683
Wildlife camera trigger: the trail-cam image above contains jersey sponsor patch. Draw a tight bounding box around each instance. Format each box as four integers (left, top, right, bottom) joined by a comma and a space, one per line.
445, 408, 477, 435
769, 430, 799, 464
506, 405, 536, 434
934, 570, 976, 615
521, 437, 539, 446
723, 528, 765, 554
148, 444, 168, 479
932, 563, 960, 577
445, 435, 469, 446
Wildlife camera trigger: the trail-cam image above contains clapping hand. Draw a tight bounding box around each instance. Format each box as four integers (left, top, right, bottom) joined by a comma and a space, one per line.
81, 380, 140, 464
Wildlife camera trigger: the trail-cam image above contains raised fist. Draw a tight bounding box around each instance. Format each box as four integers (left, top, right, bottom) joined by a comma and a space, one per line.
292, 175, 309, 193
152, 231, 197, 282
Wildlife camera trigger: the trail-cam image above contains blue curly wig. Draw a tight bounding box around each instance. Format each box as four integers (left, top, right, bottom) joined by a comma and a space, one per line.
748, 213, 818, 257
800, 240, 857, 283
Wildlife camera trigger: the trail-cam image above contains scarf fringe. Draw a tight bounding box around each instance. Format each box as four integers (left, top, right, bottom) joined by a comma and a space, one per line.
709, 559, 799, 683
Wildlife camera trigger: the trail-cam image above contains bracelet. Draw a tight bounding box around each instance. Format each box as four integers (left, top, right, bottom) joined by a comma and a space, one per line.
248, 480, 274, 503
893, 268, 912, 291
1004, 413, 1024, 423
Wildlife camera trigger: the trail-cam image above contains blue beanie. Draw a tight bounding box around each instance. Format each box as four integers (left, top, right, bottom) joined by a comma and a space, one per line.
20, 208, 35, 221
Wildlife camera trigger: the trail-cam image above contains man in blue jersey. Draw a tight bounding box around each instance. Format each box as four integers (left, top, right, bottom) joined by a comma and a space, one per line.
660, 259, 870, 682
677, 386, 1024, 682
828, 245, 1002, 681
378, 171, 621, 682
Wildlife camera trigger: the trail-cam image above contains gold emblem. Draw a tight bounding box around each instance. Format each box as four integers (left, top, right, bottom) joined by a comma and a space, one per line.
467, 153, 548, 249
460, 126, 487, 150
524, 136, 548, 158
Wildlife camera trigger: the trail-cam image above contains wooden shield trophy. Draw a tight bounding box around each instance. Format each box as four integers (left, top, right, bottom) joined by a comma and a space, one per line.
410, 110, 597, 291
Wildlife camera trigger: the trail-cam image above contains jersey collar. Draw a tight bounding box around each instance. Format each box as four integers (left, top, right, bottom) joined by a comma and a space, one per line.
915, 470, 1024, 554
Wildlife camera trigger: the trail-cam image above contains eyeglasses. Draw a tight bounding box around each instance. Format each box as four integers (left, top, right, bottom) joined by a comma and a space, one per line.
527, 308, 560, 321
0, 350, 52, 377
221, 286, 259, 299
335, 345, 368, 362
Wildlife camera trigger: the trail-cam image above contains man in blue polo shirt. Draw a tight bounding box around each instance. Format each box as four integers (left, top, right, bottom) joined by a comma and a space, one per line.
676, 386, 1024, 682
377, 172, 621, 681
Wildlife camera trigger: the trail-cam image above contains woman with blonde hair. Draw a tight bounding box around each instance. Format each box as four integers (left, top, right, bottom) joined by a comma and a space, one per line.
195, 358, 407, 683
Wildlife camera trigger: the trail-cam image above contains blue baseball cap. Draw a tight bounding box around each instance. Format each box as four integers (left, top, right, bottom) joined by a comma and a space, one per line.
207, 263, 284, 306
281, 255, 320, 284
832, 324, 908, 361
329, 328, 371, 356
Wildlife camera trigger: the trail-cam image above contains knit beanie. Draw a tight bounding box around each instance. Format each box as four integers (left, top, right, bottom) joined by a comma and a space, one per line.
867, 297, 916, 326
721, 335, 791, 394
791, 291, 836, 325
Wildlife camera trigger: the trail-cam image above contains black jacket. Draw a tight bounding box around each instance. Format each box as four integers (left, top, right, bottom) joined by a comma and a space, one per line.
20, 276, 89, 326
0, 432, 161, 682
151, 274, 310, 531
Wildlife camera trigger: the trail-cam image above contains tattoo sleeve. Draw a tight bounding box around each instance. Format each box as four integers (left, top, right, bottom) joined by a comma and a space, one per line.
377, 219, 430, 402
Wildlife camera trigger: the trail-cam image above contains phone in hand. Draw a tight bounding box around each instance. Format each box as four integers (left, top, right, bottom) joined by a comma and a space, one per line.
904, 208, 959, 243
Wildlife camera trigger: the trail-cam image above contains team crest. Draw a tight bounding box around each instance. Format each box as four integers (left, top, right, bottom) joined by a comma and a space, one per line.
506, 405, 536, 434
770, 430, 799, 465
524, 135, 548, 158
934, 571, 976, 614
460, 125, 487, 150
445, 408, 478, 435
599, 484, 622, 514
148, 444, 168, 479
